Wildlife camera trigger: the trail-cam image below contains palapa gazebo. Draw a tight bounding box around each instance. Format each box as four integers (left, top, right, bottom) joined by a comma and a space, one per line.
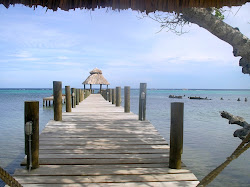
82, 68, 110, 93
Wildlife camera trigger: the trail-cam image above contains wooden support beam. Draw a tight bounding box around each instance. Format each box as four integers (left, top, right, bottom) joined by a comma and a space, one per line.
124, 86, 130, 113
116, 87, 121, 107
112, 89, 116, 105
65, 86, 71, 112
169, 102, 184, 169
53, 81, 62, 121
24, 101, 39, 169
139, 83, 147, 121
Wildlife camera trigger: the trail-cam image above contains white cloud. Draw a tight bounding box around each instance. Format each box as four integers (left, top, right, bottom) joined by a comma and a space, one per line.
10, 51, 31, 58
57, 56, 69, 60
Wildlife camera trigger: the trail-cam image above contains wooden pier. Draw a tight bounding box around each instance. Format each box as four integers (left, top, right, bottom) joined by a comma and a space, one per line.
43, 95, 66, 107
12, 94, 199, 186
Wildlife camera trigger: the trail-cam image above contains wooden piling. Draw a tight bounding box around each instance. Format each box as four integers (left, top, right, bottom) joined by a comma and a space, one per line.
124, 86, 130, 113
103, 89, 106, 100
169, 102, 184, 169
79, 89, 82, 102
53, 81, 62, 121
76, 89, 79, 105
112, 89, 116, 105
139, 83, 147, 121
78, 89, 81, 103
65, 86, 71, 112
116, 87, 121, 107
84, 90, 87, 99
100, 84, 102, 93
109, 89, 112, 102
86, 90, 89, 98
82, 89, 84, 101
24, 101, 39, 169
106, 89, 109, 101
71, 88, 76, 108
79, 89, 81, 102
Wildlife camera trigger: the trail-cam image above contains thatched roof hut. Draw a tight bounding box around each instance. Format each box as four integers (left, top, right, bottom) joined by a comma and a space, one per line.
1, 0, 249, 13
83, 68, 110, 85
82, 68, 109, 92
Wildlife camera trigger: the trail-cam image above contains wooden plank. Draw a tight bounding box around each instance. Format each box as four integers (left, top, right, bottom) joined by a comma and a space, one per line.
39, 145, 170, 150
39, 137, 165, 141
40, 134, 164, 139
14, 166, 192, 176
13, 173, 198, 183
16, 163, 188, 173
45, 125, 156, 129
39, 140, 168, 145
21, 158, 170, 165
38, 153, 169, 159
13, 181, 199, 187
39, 148, 169, 154
17, 164, 172, 169
41, 130, 160, 134
46, 120, 152, 125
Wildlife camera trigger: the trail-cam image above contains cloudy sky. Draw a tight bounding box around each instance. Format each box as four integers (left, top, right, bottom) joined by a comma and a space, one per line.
0, 3, 249, 89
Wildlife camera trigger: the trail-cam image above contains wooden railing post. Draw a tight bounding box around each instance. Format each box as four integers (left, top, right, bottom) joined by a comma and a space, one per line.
106, 89, 109, 101
86, 90, 89, 98
65, 86, 71, 112
79, 89, 82, 102
116, 87, 121, 107
112, 89, 116, 105
76, 89, 79, 105
103, 89, 106, 100
139, 83, 147, 121
24, 101, 39, 169
84, 90, 87, 99
109, 89, 112, 102
78, 89, 81, 103
71, 88, 76, 108
82, 89, 85, 100
169, 102, 184, 169
53, 81, 62, 121
124, 86, 130, 113
79, 89, 82, 103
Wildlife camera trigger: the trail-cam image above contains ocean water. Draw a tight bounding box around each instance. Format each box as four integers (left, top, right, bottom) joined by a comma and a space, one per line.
0, 88, 249, 186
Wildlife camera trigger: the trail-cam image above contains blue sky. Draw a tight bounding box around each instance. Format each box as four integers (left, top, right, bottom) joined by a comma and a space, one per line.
0, 3, 249, 89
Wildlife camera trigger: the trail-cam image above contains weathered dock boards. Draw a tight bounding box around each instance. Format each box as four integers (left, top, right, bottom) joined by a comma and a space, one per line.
12, 94, 199, 186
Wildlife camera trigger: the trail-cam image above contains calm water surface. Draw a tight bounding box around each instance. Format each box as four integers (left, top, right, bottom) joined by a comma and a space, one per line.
0, 88, 249, 186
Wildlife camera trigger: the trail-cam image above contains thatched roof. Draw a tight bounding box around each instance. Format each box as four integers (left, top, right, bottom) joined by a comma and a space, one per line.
83, 68, 110, 85
90, 68, 102, 74
1, 0, 249, 13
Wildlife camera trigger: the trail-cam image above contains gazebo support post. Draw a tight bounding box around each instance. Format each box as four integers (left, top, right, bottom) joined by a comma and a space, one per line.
100, 84, 102, 93
84, 84, 85, 90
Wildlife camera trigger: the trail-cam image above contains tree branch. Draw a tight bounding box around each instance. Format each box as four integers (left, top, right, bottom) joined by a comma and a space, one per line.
139, 12, 190, 35
220, 111, 250, 140
182, 8, 250, 74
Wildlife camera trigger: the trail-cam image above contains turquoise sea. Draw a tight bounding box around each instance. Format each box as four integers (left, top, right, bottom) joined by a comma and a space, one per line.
0, 88, 249, 187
